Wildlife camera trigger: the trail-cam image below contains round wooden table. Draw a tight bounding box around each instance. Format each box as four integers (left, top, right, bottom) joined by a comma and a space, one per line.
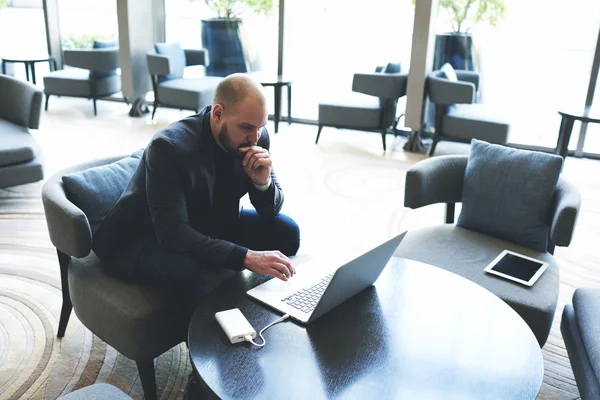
556, 108, 600, 158
189, 257, 544, 399
1, 54, 57, 85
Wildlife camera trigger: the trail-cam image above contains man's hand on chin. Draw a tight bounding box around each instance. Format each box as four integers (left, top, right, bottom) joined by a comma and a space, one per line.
239, 146, 272, 186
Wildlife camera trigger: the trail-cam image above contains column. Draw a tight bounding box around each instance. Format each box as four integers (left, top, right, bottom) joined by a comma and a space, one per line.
43, 0, 62, 69
404, 0, 437, 148
117, 0, 165, 117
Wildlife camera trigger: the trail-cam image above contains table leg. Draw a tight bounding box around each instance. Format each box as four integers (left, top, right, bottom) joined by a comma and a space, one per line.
274, 84, 281, 134
556, 116, 575, 158
287, 84, 292, 125
30, 62, 37, 85
24, 62, 30, 82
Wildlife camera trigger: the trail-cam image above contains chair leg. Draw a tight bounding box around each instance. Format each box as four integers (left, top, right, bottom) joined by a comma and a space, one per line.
429, 137, 439, 156
381, 129, 387, 152
124, 96, 130, 106
137, 359, 158, 400
44, 94, 50, 111
57, 249, 72, 338
93, 98, 98, 116
315, 125, 323, 144
151, 101, 158, 120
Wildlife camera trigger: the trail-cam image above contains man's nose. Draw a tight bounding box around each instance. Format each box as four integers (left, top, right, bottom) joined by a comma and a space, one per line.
249, 128, 261, 143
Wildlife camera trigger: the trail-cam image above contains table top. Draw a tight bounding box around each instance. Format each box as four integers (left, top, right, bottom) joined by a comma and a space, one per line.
1, 54, 54, 63
189, 257, 543, 400
249, 72, 292, 85
558, 107, 600, 123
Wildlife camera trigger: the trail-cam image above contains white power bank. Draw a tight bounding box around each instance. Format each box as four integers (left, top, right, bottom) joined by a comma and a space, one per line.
215, 308, 257, 344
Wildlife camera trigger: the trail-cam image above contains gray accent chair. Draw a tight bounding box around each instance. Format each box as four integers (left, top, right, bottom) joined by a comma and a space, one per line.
59, 383, 131, 399
316, 67, 409, 152
147, 48, 222, 120
0, 75, 44, 188
427, 70, 510, 155
43, 47, 122, 116
397, 155, 580, 347
41, 156, 192, 400
561, 288, 600, 400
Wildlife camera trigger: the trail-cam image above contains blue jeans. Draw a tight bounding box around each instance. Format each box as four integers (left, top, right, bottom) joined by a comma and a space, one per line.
137, 210, 300, 311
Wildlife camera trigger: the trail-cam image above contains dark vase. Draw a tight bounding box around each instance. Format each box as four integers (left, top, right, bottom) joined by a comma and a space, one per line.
201, 19, 260, 77
433, 32, 480, 72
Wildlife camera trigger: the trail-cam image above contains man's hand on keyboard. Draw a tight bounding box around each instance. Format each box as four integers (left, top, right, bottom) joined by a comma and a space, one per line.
244, 250, 296, 281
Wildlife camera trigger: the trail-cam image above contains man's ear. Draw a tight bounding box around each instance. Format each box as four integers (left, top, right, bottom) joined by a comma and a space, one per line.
212, 104, 224, 121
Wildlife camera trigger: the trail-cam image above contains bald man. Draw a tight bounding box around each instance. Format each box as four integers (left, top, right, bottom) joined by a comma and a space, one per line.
92, 73, 300, 310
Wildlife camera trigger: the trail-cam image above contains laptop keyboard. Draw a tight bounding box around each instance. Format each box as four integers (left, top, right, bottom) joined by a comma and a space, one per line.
281, 272, 335, 313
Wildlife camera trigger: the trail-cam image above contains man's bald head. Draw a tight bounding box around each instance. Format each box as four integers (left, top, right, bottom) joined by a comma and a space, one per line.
213, 73, 266, 112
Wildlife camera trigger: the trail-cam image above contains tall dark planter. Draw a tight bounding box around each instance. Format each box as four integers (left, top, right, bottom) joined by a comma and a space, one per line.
433, 33, 479, 72
201, 19, 259, 77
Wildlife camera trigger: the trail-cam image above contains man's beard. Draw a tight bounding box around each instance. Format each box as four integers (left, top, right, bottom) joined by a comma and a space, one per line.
218, 123, 256, 157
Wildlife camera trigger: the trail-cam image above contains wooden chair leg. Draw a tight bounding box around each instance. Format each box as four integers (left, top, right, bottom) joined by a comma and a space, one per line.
429, 138, 439, 156
57, 249, 72, 338
45, 94, 50, 111
93, 98, 98, 116
137, 359, 158, 400
315, 125, 323, 144
381, 129, 387, 152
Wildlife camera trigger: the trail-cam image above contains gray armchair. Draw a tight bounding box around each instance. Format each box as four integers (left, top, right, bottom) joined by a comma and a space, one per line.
397, 155, 580, 347
427, 70, 510, 155
43, 46, 122, 116
316, 65, 408, 152
147, 47, 222, 120
561, 288, 600, 400
41, 156, 192, 400
0, 75, 44, 188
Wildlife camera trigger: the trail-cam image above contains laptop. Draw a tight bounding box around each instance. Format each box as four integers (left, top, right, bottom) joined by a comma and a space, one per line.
246, 232, 406, 324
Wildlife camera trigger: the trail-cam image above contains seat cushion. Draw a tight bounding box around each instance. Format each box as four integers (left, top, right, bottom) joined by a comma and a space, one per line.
59, 383, 131, 400
0, 120, 38, 167
574, 289, 600, 386
156, 77, 221, 111
62, 149, 143, 233
69, 251, 189, 360
396, 225, 559, 346
43, 68, 121, 97
319, 94, 381, 129
155, 42, 186, 83
457, 140, 563, 252
442, 103, 510, 143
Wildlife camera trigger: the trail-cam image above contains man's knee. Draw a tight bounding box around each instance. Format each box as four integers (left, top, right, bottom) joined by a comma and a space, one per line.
274, 214, 300, 256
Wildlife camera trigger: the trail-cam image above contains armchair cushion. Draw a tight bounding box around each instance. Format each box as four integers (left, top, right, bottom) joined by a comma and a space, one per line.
0, 121, 38, 167
61, 149, 143, 233
457, 140, 563, 252
440, 62, 458, 81
92, 39, 118, 78
155, 42, 185, 83
443, 103, 510, 143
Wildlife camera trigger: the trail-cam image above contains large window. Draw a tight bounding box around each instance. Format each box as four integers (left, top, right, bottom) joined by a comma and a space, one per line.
283, 0, 415, 121
0, 0, 48, 82
452, 0, 600, 149
58, 0, 118, 49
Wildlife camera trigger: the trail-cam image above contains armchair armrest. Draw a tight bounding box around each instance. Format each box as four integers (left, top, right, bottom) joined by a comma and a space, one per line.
64, 49, 120, 72
404, 155, 468, 209
41, 156, 124, 258
352, 72, 408, 99
0, 75, 43, 129
146, 52, 172, 75
185, 48, 210, 67
456, 70, 480, 92
550, 178, 581, 247
427, 73, 475, 105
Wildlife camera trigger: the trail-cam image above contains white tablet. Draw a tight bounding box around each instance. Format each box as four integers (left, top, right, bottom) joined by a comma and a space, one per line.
484, 250, 549, 287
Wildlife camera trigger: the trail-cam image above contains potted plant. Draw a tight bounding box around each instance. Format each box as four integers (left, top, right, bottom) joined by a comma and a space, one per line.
433, 0, 507, 71
191, 0, 274, 77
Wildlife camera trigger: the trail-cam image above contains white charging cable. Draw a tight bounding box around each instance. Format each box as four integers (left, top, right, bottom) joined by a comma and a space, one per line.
245, 314, 290, 347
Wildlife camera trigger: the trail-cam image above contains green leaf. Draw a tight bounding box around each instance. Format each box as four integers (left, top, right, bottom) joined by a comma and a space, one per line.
190, 0, 273, 18
437, 0, 507, 32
